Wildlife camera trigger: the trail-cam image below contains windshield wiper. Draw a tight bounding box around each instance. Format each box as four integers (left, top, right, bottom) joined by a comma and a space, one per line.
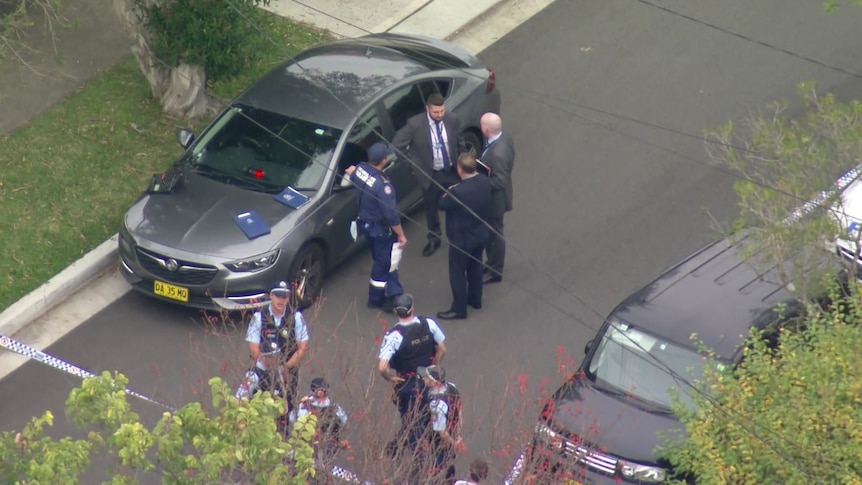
647, 405, 676, 416
191, 162, 234, 178
191, 163, 267, 191
592, 380, 628, 397
593, 380, 676, 415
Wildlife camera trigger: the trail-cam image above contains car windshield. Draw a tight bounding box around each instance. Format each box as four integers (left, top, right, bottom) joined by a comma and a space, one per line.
586, 319, 716, 411
186, 104, 343, 193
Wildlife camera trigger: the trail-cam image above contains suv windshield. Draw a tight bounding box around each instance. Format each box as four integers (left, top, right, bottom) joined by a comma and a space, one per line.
586, 319, 712, 411
187, 104, 343, 192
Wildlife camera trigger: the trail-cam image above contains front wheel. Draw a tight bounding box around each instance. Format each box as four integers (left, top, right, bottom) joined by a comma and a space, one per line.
290, 242, 326, 299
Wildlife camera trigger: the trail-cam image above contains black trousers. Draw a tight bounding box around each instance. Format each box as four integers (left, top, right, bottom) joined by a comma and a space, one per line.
484, 189, 507, 275
394, 374, 426, 422
448, 242, 484, 314
423, 169, 459, 241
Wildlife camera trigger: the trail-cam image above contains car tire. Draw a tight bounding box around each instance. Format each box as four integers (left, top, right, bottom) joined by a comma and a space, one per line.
462, 130, 482, 157
290, 242, 326, 299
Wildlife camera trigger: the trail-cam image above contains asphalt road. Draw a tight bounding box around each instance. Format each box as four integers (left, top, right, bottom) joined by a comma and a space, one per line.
4, 0, 862, 482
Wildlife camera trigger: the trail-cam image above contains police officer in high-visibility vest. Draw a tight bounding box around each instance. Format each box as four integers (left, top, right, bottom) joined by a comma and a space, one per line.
345, 142, 408, 309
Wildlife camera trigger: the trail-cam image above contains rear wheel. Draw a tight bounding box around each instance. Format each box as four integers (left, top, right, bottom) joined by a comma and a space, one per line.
289, 242, 326, 298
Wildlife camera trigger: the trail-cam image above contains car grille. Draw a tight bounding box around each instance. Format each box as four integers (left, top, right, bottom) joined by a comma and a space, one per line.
534, 424, 620, 477
135, 247, 217, 285
559, 438, 618, 475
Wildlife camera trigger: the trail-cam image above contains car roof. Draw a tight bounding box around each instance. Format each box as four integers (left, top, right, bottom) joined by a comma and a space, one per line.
611, 233, 798, 361
234, 34, 476, 129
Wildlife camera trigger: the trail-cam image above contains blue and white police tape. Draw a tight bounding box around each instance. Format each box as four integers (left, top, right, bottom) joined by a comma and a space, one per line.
0, 333, 171, 409
0, 333, 372, 484
503, 449, 527, 485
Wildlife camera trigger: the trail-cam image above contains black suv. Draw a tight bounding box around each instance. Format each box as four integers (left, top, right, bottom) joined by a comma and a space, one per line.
507, 233, 806, 484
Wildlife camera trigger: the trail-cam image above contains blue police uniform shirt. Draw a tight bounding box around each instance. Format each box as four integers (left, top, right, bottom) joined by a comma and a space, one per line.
350, 162, 400, 228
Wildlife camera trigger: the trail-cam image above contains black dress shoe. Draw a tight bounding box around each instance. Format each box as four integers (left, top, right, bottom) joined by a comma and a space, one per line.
468, 301, 482, 310
483, 272, 502, 284
436, 310, 466, 320
422, 239, 441, 257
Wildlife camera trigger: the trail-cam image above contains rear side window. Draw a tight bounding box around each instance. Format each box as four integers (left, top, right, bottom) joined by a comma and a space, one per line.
382, 84, 426, 131
418, 79, 453, 100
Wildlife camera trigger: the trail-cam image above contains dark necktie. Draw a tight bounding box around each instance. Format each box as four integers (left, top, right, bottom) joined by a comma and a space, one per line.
435, 120, 450, 171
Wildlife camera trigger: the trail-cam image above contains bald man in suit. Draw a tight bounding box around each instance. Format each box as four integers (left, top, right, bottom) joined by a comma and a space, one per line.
478, 113, 515, 284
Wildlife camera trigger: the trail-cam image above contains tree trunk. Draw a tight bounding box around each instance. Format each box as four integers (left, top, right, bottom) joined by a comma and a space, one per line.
112, 0, 221, 122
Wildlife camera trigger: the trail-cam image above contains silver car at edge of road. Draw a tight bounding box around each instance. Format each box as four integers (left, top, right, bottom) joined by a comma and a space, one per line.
118, 33, 501, 311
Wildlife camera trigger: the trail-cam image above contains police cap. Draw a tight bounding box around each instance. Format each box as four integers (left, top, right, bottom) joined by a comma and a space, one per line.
393, 293, 414, 317
418, 365, 445, 383
367, 142, 393, 165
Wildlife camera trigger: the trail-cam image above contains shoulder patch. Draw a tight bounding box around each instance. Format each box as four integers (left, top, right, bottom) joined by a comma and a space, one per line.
384, 185, 392, 195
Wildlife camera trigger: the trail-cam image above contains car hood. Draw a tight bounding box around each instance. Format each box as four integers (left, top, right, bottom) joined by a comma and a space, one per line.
550, 380, 684, 464
124, 173, 312, 259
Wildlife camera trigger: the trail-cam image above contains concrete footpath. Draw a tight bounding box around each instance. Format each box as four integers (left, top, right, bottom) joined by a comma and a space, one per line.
0, 0, 555, 379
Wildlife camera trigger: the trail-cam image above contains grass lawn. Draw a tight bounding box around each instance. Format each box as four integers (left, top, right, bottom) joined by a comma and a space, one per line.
0, 12, 330, 312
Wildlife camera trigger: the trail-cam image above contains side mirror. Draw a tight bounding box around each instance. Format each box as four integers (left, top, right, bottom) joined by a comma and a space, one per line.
176, 128, 195, 149
584, 339, 594, 355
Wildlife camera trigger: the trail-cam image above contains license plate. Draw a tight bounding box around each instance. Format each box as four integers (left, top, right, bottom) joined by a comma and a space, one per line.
154, 280, 189, 302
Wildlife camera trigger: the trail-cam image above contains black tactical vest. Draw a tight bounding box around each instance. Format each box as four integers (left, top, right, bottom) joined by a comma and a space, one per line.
388, 317, 436, 376
259, 309, 297, 359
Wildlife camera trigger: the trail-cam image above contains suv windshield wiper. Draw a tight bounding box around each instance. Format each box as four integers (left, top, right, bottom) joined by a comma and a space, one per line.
191, 163, 267, 191
592, 380, 676, 415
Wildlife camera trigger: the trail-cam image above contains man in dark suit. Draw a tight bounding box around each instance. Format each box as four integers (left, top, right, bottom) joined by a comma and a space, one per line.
437, 153, 491, 320
478, 113, 515, 284
392, 93, 464, 257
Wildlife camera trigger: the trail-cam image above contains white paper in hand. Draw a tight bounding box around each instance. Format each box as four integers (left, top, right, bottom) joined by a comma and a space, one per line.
349, 220, 358, 242
389, 242, 403, 272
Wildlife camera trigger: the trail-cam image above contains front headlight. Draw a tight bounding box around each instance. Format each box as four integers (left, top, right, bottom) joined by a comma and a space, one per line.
225, 250, 279, 272
619, 461, 667, 483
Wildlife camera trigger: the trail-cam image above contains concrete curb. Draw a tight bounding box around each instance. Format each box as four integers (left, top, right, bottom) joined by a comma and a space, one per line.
0, 235, 118, 337
263, 0, 507, 48
387, 0, 503, 41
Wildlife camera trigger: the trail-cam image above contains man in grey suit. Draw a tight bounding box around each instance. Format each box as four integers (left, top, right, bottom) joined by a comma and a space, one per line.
392, 93, 464, 257
478, 113, 515, 284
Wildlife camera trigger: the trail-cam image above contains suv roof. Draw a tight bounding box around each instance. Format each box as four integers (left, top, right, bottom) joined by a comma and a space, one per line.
611, 232, 798, 361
